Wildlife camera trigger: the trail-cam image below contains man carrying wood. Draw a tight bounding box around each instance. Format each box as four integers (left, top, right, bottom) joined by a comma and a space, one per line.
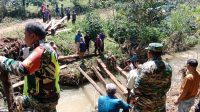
133, 43, 172, 112
0, 22, 60, 112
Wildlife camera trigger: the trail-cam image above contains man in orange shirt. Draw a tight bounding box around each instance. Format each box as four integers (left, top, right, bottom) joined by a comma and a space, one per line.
175, 59, 200, 112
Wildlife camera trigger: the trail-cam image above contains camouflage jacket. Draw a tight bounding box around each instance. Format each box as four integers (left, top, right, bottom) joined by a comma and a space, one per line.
0, 40, 60, 103
134, 57, 172, 111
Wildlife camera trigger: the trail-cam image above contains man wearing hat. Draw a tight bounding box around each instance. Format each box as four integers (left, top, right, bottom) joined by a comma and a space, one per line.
98, 83, 131, 112
175, 59, 200, 112
133, 43, 172, 111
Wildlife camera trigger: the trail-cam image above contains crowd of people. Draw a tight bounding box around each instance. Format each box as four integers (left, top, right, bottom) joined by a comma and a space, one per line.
74, 30, 106, 59
40, 3, 77, 24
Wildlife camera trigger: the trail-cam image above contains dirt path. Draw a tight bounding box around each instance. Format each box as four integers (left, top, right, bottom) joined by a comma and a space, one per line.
0, 19, 42, 38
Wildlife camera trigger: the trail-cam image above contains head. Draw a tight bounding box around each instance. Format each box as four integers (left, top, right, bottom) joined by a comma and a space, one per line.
47, 5, 49, 8
145, 43, 163, 59
24, 22, 46, 47
106, 83, 116, 96
186, 59, 198, 72
61, 4, 63, 7
50, 41, 55, 46
77, 30, 81, 34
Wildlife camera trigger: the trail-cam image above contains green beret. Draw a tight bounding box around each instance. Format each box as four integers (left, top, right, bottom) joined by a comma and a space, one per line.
145, 43, 163, 52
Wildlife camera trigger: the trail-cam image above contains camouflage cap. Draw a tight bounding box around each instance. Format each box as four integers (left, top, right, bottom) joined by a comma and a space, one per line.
145, 43, 163, 52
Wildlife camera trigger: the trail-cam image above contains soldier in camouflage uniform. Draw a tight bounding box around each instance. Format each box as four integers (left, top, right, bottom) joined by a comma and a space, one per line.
133, 43, 172, 112
0, 22, 60, 112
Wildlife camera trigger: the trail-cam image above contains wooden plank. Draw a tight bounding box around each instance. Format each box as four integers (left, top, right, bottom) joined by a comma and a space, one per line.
97, 59, 128, 94
115, 65, 127, 79
91, 65, 107, 86
12, 81, 24, 89
77, 67, 105, 95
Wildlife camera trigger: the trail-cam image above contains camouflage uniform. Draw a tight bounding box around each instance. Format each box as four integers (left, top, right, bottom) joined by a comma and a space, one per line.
0, 39, 60, 112
134, 43, 172, 112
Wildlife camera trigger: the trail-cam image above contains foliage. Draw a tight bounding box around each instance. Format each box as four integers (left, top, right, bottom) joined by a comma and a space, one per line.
81, 11, 103, 40
165, 4, 196, 34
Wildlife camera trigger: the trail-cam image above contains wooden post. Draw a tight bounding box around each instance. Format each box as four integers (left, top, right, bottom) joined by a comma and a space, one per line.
77, 67, 105, 95
97, 59, 128, 94
115, 65, 127, 79
91, 65, 107, 86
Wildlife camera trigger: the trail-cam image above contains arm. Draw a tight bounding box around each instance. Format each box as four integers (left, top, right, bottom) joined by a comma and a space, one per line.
175, 78, 190, 105
119, 100, 131, 112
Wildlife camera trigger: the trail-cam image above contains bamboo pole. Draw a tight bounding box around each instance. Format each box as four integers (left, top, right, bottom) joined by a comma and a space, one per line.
115, 65, 127, 79
97, 59, 128, 94
77, 67, 105, 95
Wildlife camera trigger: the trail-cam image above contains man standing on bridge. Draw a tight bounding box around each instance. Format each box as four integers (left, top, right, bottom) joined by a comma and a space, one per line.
133, 43, 172, 111
0, 22, 60, 112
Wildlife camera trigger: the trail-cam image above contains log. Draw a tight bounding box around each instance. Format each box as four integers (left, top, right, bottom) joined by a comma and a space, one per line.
51, 16, 68, 34
97, 59, 128, 94
58, 53, 96, 61
12, 81, 24, 89
77, 67, 105, 95
0, 70, 15, 112
45, 20, 53, 31
91, 65, 107, 86
60, 64, 68, 69
115, 65, 127, 79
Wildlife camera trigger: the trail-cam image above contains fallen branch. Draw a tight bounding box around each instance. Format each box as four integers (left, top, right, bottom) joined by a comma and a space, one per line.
77, 67, 105, 95
97, 59, 128, 94
45, 20, 53, 31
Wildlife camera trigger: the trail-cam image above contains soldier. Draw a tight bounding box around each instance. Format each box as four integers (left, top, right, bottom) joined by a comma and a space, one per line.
133, 43, 172, 112
0, 22, 60, 112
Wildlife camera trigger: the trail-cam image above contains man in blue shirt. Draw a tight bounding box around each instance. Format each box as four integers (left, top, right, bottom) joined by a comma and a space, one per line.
98, 83, 131, 112
75, 30, 82, 53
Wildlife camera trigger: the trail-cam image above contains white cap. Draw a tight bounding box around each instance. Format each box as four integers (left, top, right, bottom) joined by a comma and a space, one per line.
106, 83, 116, 95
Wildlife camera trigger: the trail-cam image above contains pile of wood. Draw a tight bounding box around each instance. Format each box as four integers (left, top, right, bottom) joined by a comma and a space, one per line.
45, 16, 68, 35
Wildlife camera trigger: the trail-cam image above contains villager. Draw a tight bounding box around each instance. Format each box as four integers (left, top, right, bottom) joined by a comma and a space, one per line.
133, 43, 172, 111
55, 3, 60, 19
0, 22, 60, 111
60, 4, 64, 18
75, 30, 82, 54
44, 5, 50, 23
72, 10, 77, 24
66, 7, 71, 21
126, 57, 141, 105
94, 35, 102, 55
41, 3, 46, 22
84, 31, 91, 54
99, 32, 106, 52
79, 37, 86, 59
98, 83, 131, 112
175, 59, 200, 112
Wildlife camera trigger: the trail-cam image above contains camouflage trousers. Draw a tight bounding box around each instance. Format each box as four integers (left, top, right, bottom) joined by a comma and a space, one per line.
17, 95, 58, 112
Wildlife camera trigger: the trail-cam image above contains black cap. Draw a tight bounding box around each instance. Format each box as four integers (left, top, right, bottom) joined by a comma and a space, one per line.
187, 59, 198, 67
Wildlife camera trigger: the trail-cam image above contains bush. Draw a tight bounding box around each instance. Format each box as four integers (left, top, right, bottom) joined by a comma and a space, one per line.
81, 11, 103, 40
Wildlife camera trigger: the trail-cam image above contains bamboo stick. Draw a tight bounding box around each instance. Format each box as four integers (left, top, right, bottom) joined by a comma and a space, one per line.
97, 59, 128, 94
77, 67, 105, 95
